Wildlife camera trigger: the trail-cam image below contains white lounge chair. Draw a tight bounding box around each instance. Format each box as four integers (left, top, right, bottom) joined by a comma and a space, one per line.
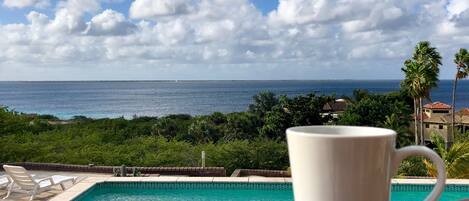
0, 175, 11, 189
1, 174, 36, 189
2, 165, 77, 201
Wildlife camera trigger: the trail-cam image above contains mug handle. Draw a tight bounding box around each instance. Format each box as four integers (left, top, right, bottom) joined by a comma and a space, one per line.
391, 146, 446, 201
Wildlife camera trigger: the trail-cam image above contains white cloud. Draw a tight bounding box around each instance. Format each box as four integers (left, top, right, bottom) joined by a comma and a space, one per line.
84, 9, 136, 35
155, 19, 189, 45
1, 0, 469, 80
3, 0, 49, 8
447, 0, 469, 27
46, 8, 87, 33
195, 20, 235, 42
129, 0, 191, 19
57, 0, 100, 15
447, 0, 469, 16
341, 4, 407, 33
27, 11, 49, 25
267, 0, 369, 26
44, 0, 101, 34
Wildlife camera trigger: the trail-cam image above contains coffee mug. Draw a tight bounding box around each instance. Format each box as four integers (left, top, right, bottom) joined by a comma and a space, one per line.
287, 126, 446, 201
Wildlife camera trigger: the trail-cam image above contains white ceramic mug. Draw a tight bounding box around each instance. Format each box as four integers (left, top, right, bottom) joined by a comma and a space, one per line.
287, 126, 446, 201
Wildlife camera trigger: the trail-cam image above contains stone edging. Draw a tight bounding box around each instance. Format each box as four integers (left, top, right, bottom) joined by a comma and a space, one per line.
230, 169, 290, 177
0, 162, 226, 176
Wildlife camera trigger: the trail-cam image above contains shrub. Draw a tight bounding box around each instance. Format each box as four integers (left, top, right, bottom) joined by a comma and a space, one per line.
397, 157, 428, 177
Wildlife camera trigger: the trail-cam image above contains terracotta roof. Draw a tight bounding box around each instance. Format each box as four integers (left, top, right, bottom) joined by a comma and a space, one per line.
423, 101, 451, 109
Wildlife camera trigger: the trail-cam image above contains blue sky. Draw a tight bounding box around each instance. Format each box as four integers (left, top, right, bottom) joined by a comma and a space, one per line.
250, 0, 279, 14
0, 0, 468, 80
0, 0, 279, 24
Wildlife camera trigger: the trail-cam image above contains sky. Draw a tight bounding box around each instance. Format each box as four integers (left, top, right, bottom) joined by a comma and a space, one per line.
0, 0, 468, 81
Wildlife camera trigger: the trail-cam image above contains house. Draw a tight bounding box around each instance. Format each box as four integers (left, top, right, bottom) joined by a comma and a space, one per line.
420, 102, 452, 143
416, 101, 469, 145
322, 99, 350, 119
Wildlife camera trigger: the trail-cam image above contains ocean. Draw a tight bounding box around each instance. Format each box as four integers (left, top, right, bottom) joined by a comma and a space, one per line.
0, 80, 467, 119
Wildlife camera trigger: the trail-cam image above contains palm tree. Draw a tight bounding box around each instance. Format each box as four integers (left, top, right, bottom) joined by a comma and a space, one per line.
413, 41, 443, 72
401, 60, 436, 144
382, 113, 412, 148
451, 48, 469, 148
412, 41, 442, 145
401, 60, 419, 144
423, 133, 469, 178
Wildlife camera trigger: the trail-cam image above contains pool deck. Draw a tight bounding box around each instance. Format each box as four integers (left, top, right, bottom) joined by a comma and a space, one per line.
1, 171, 468, 201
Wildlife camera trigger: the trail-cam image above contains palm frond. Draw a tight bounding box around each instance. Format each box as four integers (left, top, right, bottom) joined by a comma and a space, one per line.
423, 159, 438, 177
429, 133, 469, 178
445, 142, 469, 178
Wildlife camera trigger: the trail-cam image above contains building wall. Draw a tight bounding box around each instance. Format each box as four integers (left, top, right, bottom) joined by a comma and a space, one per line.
411, 122, 450, 143
423, 123, 449, 142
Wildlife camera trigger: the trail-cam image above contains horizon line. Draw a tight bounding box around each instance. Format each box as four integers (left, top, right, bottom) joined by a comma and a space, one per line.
0, 79, 458, 82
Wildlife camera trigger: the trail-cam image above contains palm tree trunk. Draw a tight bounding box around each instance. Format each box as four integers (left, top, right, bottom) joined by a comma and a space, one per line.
450, 75, 458, 149
414, 98, 419, 145
419, 97, 424, 145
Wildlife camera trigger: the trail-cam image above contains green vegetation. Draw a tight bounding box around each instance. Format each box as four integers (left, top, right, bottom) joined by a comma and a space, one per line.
451, 48, 469, 145
401, 41, 442, 145
424, 133, 469, 178
397, 157, 429, 177
337, 90, 413, 148
0, 89, 467, 177
455, 130, 469, 143
0, 90, 416, 175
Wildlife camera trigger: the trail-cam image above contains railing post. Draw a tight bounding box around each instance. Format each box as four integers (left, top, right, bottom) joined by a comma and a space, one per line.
201, 151, 206, 168
120, 165, 126, 177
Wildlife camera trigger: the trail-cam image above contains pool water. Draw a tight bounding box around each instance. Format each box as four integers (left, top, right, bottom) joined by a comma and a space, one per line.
392, 191, 468, 201
77, 189, 292, 201
74, 182, 469, 201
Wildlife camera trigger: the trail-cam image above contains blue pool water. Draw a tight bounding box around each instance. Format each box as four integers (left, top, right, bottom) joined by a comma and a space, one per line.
74, 182, 469, 201
77, 188, 292, 201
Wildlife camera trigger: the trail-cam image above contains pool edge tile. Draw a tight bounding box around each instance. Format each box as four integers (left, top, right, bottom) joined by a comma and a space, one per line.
106, 177, 144, 182
213, 177, 249, 182
177, 177, 214, 182
248, 177, 285, 183
392, 179, 437, 184
80, 177, 108, 183
140, 176, 179, 182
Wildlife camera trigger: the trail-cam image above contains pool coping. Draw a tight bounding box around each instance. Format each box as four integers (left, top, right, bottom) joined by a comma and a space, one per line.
51, 177, 469, 201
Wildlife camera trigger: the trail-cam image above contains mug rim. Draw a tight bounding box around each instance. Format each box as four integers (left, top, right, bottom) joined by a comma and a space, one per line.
287, 125, 396, 138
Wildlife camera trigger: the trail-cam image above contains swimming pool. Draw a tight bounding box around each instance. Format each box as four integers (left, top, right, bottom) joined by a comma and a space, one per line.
73, 182, 469, 201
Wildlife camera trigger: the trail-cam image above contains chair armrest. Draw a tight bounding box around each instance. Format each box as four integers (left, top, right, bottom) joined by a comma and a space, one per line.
36, 177, 53, 184
1, 175, 12, 183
